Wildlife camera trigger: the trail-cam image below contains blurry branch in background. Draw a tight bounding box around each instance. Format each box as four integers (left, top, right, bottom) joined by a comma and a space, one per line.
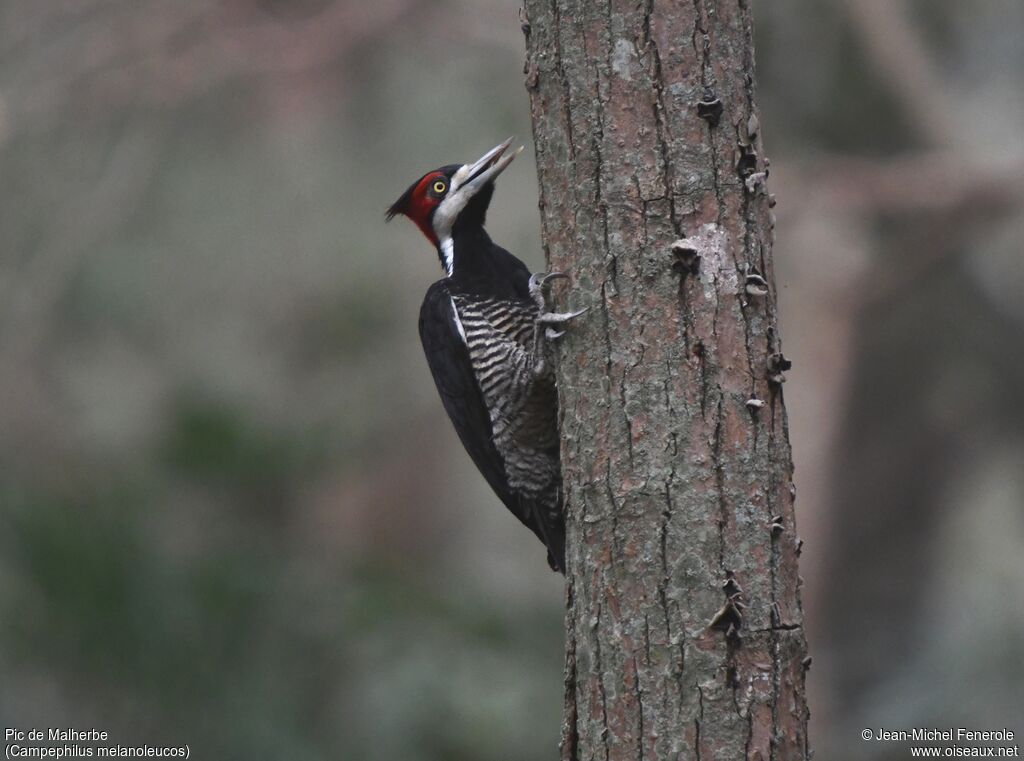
207, 0, 427, 76
783, 153, 1024, 216
0, 0, 429, 136
844, 0, 957, 148
778, 151, 1024, 307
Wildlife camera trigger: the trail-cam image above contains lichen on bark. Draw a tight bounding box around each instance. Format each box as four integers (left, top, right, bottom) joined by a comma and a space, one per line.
522, 1, 811, 759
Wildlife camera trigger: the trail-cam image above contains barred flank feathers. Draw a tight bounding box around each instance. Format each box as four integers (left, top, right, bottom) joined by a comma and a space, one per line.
452, 293, 562, 516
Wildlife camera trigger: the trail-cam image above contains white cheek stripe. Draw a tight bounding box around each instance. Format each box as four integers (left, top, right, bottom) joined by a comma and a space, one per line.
440, 236, 454, 277
450, 296, 467, 344
434, 188, 470, 242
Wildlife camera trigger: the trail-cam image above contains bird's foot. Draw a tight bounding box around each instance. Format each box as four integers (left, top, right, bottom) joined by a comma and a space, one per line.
528, 272, 587, 376
529, 271, 568, 310
529, 272, 588, 340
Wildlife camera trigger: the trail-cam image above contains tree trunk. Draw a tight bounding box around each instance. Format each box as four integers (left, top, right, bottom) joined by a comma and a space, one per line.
522, 2, 811, 759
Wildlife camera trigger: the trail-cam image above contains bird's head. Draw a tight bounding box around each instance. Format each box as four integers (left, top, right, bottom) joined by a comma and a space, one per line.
386, 138, 523, 251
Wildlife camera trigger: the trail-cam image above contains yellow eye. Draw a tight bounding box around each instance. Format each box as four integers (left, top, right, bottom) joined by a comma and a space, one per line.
432, 180, 447, 194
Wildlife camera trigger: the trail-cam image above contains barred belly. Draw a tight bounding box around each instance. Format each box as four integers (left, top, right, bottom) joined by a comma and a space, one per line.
451, 294, 562, 505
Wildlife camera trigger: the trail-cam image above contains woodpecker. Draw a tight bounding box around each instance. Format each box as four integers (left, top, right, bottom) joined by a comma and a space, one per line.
386, 138, 584, 573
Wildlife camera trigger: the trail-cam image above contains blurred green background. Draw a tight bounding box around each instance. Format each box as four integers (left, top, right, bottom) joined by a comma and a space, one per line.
0, 1, 1021, 759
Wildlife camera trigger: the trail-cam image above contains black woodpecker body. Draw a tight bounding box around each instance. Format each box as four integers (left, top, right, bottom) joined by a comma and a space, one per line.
386, 139, 584, 573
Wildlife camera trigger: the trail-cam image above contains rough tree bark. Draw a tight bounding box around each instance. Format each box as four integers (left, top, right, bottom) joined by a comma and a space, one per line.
522, 2, 810, 759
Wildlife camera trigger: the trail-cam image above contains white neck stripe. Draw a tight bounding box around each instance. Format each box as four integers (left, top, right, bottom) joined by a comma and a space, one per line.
440, 236, 454, 277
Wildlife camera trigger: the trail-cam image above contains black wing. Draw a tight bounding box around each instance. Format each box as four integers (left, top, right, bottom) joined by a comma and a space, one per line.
418, 280, 562, 570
